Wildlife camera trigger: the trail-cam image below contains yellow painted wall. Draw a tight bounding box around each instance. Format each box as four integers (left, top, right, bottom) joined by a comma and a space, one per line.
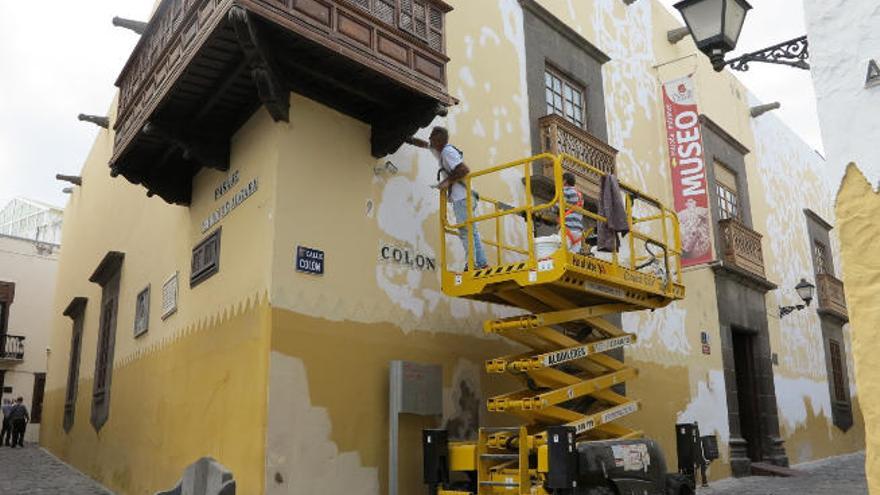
836, 164, 880, 491
41, 102, 280, 493
42, 297, 270, 494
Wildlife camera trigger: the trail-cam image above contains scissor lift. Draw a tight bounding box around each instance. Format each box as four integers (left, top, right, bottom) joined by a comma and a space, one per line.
425, 154, 686, 495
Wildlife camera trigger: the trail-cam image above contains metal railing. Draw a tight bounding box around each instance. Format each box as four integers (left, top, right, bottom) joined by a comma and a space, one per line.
0, 334, 25, 362
440, 153, 683, 290
718, 218, 766, 279
817, 273, 847, 319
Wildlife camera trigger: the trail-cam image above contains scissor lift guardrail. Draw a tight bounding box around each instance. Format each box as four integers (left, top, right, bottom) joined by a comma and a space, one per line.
434, 154, 685, 495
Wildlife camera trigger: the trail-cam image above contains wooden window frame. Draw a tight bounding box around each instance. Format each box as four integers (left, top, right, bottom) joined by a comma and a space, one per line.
714, 162, 740, 221
544, 65, 586, 129
31, 373, 46, 424
829, 339, 848, 404
814, 240, 830, 276
191, 229, 222, 288
62, 297, 88, 432
88, 252, 124, 432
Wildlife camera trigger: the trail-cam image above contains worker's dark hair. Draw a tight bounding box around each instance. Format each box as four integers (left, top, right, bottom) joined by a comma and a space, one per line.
562, 172, 576, 187
15, 397, 22, 403
430, 126, 449, 143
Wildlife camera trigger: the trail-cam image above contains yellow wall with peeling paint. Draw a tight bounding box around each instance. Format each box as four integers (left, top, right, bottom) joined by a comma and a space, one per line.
836, 164, 880, 492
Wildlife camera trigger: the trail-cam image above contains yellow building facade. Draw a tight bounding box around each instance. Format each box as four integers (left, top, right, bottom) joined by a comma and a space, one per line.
41, 1, 863, 494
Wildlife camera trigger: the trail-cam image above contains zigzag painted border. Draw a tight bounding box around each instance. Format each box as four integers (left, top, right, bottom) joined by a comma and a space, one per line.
115, 290, 270, 369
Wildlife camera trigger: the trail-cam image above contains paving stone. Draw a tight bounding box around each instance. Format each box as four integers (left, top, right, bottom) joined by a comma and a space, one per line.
699, 452, 867, 495
0, 444, 114, 495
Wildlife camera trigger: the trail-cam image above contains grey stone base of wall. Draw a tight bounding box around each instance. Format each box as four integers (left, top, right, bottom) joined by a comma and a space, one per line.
766, 436, 790, 467
729, 436, 790, 477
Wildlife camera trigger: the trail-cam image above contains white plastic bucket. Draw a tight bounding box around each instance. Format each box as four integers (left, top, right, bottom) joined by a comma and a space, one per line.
534, 234, 561, 259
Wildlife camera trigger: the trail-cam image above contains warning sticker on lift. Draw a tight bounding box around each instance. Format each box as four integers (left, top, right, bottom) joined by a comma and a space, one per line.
568, 416, 596, 434
543, 346, 588, 367
592, 335, 634, 353
600, 402, 638, 424
537, 259, 554, 272
583, 281, 626, 299
611, 443, 651, 472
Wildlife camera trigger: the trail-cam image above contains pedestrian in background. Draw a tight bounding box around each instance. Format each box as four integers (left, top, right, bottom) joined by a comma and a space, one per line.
8, 397, 28, 448
0, 398, 13, 446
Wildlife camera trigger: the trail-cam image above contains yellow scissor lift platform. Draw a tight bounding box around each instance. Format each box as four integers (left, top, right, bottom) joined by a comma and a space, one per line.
429, 154, 685, 495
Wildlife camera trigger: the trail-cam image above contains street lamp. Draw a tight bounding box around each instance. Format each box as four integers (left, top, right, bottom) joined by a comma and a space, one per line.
674, 0, 750, 71
779, 278, 816, 317
673, 0, 810, 72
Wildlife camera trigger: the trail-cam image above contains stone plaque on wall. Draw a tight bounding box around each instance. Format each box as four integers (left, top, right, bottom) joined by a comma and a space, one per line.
134, 285, 150, 337
162, 272, 178, 320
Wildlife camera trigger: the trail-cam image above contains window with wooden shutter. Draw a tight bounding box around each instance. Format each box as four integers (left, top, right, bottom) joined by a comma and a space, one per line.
95, 300, 115, 396
88, 251, 123, 432
62, 297, 86, 432
400, 0, 425, 40
814, 241, 830, 275
31, 373, 46, 424
191, 228, 222, 288
829, 340, 847, 403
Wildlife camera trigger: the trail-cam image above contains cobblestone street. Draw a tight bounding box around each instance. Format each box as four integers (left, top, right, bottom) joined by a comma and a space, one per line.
700, 452, 867, 495
0, 445, 113, 495
0, 443, 865, 494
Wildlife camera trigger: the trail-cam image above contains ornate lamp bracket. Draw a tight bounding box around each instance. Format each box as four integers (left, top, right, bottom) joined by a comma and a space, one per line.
726, 36, 810, 72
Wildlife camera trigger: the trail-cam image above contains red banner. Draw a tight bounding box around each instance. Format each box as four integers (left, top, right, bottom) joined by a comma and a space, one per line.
663, 76, 713, 267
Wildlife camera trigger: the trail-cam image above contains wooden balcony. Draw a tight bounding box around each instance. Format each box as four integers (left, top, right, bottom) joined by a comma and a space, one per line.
719, 218, 766, 280
538, 114, 617, 199
0, 334, 25, 367
111, 0, 455, 204
817, 273, 848, 322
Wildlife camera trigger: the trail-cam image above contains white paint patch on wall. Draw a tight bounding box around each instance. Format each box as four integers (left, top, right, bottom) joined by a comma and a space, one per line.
804, 0, 880, 189
750, 96, 830, 379
677, 370, 731, 445
624, 302, 691, 356
266, 352, 380, 495
774, 375, 833, 434
498, 0, 530, 149
459, 67, 476, 88
593, 0, 660, 192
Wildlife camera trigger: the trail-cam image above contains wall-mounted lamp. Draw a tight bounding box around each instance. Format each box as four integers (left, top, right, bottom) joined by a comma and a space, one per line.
673, 0, 809, 72
779, 278, 815, 317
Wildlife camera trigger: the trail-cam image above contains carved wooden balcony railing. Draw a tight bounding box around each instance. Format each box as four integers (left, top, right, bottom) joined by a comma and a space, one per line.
112, 0, 455, 204
719, 218, 766, 280
538, 114, 617, 198
817, 273, 848, 322
0, 334, 25, 365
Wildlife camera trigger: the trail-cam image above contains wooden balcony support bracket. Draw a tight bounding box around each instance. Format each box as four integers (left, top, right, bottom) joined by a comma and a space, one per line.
371, 102, 448, 158
142, 122, 230, 172
78, 114, 110, 129
112, 16, 147, 35
229, 6, 289, 123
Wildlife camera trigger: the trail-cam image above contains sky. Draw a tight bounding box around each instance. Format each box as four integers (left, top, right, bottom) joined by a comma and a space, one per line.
0, 0, 821, 209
